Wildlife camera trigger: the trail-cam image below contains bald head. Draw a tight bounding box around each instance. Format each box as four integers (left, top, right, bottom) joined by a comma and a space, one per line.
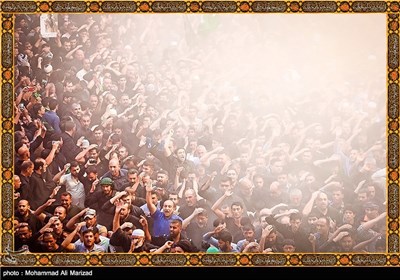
109, 157, 121, 176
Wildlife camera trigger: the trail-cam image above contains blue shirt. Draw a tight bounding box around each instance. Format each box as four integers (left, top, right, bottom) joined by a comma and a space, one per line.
42, 110, 61, 133
151, 208, 182, 237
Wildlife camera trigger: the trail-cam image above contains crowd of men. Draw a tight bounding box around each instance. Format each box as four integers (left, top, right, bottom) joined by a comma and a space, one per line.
13, 13, 387, 254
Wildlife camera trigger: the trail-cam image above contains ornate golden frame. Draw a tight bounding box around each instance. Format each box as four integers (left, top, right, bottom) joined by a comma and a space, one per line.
1, 0, 399, 268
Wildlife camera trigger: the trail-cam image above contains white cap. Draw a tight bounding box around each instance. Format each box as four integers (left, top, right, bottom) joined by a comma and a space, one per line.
81, 139, 90, 148
131, 229, 145, 237
44, 64, 53, 74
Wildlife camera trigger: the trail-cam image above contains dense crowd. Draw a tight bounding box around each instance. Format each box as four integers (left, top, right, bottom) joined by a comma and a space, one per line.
13, 13, 387, 254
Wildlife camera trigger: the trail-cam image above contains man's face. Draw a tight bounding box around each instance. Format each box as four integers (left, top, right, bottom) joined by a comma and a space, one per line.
277, 174, 288, 185
332, 190, 344, 204
315, 193, 328, 210
343, 210, 355, 224
60, 195, 72, 208
357, 192, 368, 202
290, 192, 302, 205
119, 204, 130, 219
80, 116, 91, 128
218, 240, 229, 252
271, 161, 284, 174
150, 193, 158, 206
188, 141, 197, 152
231, 205, 243, 219
339, 235, 354, 252
169, 222, 181, 238
169, 195, 179, 206
366, 186, 376, 199
283, 244, 295, 253
176, 149, 186, 162
16, 225, 32, 242
220, 181, 232, 192
142, 165, 152, 175
94, 130, 103, 141
88, 149, 99, 160
170, 246, 185, 253
157, 173, 168, 185
290, 219, 301, 232
128, 173, 138, 185
185, 192, 197, 207
120, 95, 129, 106
69, 38, 77, 48
226, 170, 238, 182
122, 195, 132, 205
70, 165, 80, 177
240, 152, 249, 164
63, 41, 71, 52
71, 104, 82, 118
90, 95, 98, 108
242, 229, 255, 241
14, 175, 21, 189
162, 200, 175, 217
83, 59, 91, 70
87, 172, 97, 182
64, 82, 74, 93
53, 207, 67, 221
42, 233, 58, 251
307, 216, 318, 228
50, 219, 63, 234
239, 182, 253, 196
118, 147, 128, 159
259, 216, 269, 229
316, 218, 329, 235
84, 216, 96, 228
26, 164, 34, 177
17, 200, 30, 215
83, 232, 95, 247
38, 105, 46, 116
109, 160, 120, 176
196, 146, 206, 157
266, 232, 277, 243
132, 236, 144, 249
101, 185, 112, 196
365, 207, 379, 220
103, 79, 113, 91
196, 214, 208, 227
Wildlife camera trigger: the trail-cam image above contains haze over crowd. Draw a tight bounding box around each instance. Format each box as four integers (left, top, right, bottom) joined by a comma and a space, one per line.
12, 12, 387, 254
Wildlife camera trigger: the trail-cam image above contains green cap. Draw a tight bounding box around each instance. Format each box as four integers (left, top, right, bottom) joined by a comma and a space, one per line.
100, 177, 113, 185
206, 246, 220, 253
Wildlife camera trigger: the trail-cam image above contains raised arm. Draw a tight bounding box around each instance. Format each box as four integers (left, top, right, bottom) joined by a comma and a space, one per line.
139, 215, 152, 242
352, 233, 382, 252
145, 178, 157, 215
65, 207, 89, 231
211, 190, 232, 220
61, 222, 85, 251
182, 208, 204, 230
45, 141, 61, 166
112, 200, 124, 232
259, 225, 275, 252
33, 198, 56, 222
357, 212, 387, 233
302, 191, 320, 217
52, 163, 69, 185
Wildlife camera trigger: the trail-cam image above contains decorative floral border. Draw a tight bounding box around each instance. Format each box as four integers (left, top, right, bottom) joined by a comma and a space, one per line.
1, 0, 399, 267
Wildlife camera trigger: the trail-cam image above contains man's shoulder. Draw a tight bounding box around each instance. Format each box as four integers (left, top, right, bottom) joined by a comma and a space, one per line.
170, 214, 183, 221
100, 172, 112, 179
60, 173, 71, 180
